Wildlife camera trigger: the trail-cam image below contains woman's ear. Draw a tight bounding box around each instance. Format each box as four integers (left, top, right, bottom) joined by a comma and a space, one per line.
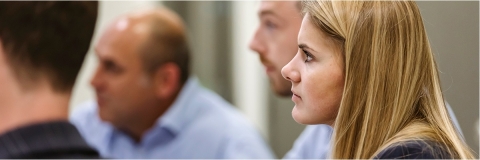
152, 62, 181, 99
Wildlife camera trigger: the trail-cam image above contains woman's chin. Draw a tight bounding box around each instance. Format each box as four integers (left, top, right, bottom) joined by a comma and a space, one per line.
292, 106, 312, 124
292, 106, 330, 125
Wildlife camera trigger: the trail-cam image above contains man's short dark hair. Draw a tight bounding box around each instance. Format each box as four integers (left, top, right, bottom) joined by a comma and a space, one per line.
0, 2, 98, 93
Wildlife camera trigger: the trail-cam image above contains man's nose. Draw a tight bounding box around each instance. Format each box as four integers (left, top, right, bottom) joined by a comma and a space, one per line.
90, 66, 103, 90
249, 29, 267, 55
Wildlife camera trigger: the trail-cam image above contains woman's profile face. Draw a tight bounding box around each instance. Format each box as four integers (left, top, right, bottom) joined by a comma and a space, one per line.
281, 13, 344, 125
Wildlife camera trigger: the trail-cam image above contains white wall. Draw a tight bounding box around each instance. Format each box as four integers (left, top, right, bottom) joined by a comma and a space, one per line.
231, 1, 270, 139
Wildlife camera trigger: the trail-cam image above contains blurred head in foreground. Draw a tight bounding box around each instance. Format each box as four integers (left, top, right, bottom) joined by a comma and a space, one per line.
0, 1, 97, 133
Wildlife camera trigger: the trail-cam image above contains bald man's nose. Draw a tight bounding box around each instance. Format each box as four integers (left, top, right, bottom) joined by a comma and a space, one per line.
90, 66, 104, 91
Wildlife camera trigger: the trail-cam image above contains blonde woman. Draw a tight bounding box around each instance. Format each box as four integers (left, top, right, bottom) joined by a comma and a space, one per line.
281, 1, 474, 159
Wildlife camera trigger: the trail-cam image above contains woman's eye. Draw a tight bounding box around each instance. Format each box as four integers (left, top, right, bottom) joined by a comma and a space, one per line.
303, 50, 313, 62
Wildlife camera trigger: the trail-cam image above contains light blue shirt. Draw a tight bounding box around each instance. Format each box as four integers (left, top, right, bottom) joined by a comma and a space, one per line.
70, 77, 274, 159
283, 102, 462, 159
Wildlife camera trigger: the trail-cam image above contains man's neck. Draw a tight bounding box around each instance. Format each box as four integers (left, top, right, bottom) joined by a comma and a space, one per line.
0, 85, 70, 135
123, 100, 175, 143
120, 88, 182, 143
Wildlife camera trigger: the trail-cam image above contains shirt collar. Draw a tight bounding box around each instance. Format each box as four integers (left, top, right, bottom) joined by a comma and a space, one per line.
155, 77, 202, 135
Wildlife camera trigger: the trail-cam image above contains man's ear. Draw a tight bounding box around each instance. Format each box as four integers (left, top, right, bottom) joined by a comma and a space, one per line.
152, 62, 181, 99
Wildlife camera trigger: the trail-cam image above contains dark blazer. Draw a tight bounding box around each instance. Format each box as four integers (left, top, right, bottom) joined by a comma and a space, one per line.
374, 140, 452, 159
0, 121, 101, 158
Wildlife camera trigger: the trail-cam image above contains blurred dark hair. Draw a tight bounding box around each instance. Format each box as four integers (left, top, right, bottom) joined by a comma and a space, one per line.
0, 1, 98, 93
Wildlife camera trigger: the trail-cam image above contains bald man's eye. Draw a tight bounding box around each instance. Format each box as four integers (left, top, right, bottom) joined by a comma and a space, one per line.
103, 60, 124, 74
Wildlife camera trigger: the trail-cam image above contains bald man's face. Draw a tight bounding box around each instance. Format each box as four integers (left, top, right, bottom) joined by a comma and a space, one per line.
90, 18, 157, 128
249, 1, 302, 97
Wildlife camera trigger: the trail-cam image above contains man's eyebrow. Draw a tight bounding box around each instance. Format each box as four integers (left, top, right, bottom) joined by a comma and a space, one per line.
259, 10, 278, 18
259, 9, 287, 24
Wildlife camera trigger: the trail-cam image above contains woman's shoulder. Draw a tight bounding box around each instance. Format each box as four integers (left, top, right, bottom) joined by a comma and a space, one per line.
374, 140, 452, 159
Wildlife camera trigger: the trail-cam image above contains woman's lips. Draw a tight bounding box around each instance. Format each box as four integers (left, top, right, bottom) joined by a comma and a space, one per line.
292, 91, 302, 102
293, 93, 301, 99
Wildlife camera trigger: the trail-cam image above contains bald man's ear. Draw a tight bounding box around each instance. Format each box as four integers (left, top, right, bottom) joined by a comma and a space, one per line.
152, 63, 181, 99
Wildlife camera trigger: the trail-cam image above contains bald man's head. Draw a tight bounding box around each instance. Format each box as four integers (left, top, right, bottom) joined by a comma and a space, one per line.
99, 7, 190, 83
91, 7, 190, 135
137, 8, 190, 83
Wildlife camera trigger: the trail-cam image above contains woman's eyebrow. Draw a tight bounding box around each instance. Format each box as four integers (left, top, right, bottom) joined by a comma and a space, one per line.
298, 43, 315, 52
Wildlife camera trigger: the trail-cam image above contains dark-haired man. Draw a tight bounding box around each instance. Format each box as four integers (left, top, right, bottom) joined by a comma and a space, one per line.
0, 1, 100, 158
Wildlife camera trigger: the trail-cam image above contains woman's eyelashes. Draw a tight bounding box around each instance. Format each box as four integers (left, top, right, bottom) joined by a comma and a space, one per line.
303, 49, 313, 63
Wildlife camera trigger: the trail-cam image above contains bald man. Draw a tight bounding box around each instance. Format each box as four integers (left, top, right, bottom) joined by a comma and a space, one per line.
70, 7, 274, 159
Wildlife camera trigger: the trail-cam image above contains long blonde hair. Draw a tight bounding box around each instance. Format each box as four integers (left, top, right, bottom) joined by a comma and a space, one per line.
302, 1, 474, 159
